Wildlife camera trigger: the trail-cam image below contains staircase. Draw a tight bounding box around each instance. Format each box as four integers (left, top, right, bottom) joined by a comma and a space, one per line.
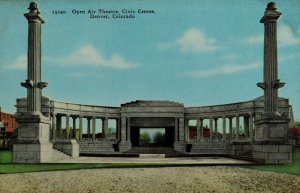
126, 146, 182, 156
52, 149, 71, 162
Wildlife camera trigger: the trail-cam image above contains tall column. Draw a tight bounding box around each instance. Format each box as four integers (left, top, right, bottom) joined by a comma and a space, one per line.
257, 2, 284, 116
87, 117, 91, 139
196, 118, 200, 141
66, 114, 70, 139
52, 113, 56, 140
21, 2, 47, 113
116, 118, 121, 141
79, 116, 83, 140
209, 118, 213, 141
214, 118, 218, 141
229, 117, 233, 140
249, 114, 254, 140
56, 115, 61, 139
126, 117, 131, 142
235, 115, 239, 140
200, 119, 204, 141
121, 117, 126, 141
179, 118, 184, 141
72, 116, 77, 139
185, 119, 189, 141
244, 116, 250, 139
222, 116, 226, 141
92, 117, 96, 141
174, 118, 179, 141
102, 117, 108, 139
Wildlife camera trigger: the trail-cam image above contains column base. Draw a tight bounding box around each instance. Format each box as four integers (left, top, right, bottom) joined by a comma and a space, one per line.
174, 141, 186, 153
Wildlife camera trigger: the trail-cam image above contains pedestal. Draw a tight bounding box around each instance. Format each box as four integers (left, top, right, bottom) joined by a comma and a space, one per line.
13, 112, 53, 163
253, 115, 292, 164
119, 141, 132, 152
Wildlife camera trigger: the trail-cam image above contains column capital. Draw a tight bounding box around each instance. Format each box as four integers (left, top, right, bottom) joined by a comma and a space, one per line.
24, 2, 45, 23
260, 2, 281, 23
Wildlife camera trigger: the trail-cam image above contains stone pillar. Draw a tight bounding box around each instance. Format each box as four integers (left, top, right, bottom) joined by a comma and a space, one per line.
92, 117, 96, 141
235, 115, 239, 140
229, 117, 233, 140
72, 116, 77, 139
209, 118, 213, 141
185, 119, 189, 141
79, 116, 83, 140
87, 117, 91, 139
56, 115, 61, 139
244, 115, 250, 139
200, 119, 204, 141
222, 116, 226, 141
102, 117, 108, 139
174, 118, 179, 141
120, 117, 126, 142
116, 118, 121, 141
14, 2, 53, 163
253, 3, 292, 164
66, 114, 70, 139
249, 114, 253, 141
214, 118, 218, 141
52, 113, 56, 140
196, 118, 200, 141
178, 118, 185, 141
119, 117, 131, 152
126, 117, 131, 142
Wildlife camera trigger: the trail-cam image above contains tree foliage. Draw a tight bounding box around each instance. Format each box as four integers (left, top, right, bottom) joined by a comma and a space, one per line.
140, 132, 151, 144
153, 131, 165, 145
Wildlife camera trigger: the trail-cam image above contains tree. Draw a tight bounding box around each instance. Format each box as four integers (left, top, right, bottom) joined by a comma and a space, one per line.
153, 131, 165, 145
140, 131, 151, 144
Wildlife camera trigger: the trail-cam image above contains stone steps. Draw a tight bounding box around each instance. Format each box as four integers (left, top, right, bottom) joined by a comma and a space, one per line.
52, 149, 71, 161
126, 146, 180, 155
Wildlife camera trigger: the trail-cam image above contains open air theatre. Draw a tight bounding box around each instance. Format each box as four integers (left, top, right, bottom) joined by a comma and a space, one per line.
13, 2, 294, 164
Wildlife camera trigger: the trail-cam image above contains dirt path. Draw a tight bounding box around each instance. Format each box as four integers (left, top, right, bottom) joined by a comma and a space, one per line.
1, 166, 299, 193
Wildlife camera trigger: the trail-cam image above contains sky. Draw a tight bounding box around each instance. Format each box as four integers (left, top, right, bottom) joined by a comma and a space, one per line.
0, 0, 299, 121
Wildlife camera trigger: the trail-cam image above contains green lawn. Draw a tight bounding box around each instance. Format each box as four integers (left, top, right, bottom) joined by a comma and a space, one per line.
242, 148, 300, 175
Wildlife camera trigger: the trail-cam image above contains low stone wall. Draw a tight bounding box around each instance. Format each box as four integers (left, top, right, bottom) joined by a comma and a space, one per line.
53, 140, 79, 157
79, 140, 117, 154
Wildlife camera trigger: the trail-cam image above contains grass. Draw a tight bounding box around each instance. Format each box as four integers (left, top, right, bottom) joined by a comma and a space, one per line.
242, 148, 300, 175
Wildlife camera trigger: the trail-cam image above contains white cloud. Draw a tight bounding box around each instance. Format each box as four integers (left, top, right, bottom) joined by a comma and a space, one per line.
245, 25, 300, 46
62, 44, 137, 69
5, 54, 27, 70
159, 28, 219, 53
186, 63, 260, 78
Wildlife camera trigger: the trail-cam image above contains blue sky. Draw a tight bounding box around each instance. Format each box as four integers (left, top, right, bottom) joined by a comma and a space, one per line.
0, 0, 299, 121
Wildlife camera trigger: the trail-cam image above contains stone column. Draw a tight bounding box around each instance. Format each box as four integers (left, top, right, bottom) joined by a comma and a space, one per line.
214, 118, 218, 141
56, 115, 61, 139
66, 114, 70, 139
222, 116, 226, 141
229, 117, 233, 140
72, 116, 77, 139
235, 115, 239, 140
209, 118, 213, 141
174, 118, 179, 141
249, 114, 253, 141
87, 117, 91, 139
179, 118, 185, 141
185, 119, 189, 141
116, 118, 121, 141
92, 117, 96, 141
196, 118, 200, 141
121, 117, 126, 142
257, 2, 284, 116
244, 115, 250, 139
102, 117, 108, 139
126, 117, 131, 142
52, 113, 56, 140
79, 116, 83, 140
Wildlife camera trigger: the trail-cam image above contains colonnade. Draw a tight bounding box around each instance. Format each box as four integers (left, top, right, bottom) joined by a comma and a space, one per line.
185, 113, 255, 142
51, 113, 120, 141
